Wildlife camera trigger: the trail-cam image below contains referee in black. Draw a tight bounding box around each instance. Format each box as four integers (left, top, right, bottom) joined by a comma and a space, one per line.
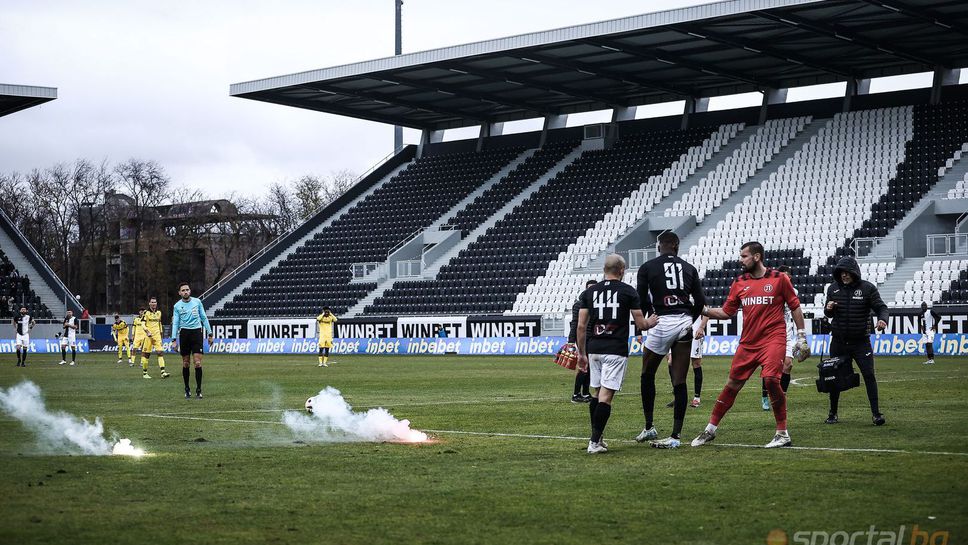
823, 257, 889, 425
567, 279, 597, 403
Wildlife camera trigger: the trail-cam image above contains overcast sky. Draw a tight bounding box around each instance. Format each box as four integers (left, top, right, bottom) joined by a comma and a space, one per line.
1, 0, 955, 199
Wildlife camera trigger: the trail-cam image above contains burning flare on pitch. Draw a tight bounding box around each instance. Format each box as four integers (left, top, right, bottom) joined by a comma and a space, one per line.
283, 386, 429, 443
0, 381, 149, 457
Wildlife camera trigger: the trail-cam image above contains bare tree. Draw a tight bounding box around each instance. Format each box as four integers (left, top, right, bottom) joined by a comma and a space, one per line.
293, 175, 325, 222
266, 182, 297, 233
322, 169, 357, 204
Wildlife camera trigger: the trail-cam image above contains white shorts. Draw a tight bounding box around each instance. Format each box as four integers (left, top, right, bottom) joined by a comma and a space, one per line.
15, 334, 29, 347
785, 327, 796, 359
643, 314, 693, 356
60, 333, 77, 347
921, 331, 935, 345
589, 354, 629, 392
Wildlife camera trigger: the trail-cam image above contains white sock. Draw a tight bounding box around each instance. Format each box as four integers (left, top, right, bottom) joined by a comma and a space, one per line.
705, 423, 717, 434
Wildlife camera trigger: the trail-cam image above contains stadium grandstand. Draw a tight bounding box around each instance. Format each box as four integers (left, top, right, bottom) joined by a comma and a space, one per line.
204, 0, 968, 335
0, 83, 83, 321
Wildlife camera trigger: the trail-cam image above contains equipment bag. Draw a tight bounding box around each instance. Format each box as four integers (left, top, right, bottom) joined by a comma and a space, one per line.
815, 356, 861, 393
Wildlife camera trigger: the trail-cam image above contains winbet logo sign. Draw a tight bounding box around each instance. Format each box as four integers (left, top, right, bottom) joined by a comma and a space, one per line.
767, 525, 950, 545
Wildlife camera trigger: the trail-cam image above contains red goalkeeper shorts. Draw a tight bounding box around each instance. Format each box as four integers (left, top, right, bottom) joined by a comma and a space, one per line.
729, 343, 786, 381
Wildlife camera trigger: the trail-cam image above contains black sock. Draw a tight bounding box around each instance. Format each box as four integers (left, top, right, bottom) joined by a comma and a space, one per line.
829, 390, 840, 415
926, 343, 934, 359
183, 367, 190, 390
21, 351, 26, 365
641, 372, 656, 429
588, 397, 598, 434
195, 367, 203, 392
672, 383, 688, 439
581, 372, 590, 396
16, 348, 21, 365
590, 402, 611, 444
781, 372, 791, 392
861, 371, 879, 415
693, 367, 703, 398
71, 347, 76, 362
61, 347, 66, 361
573, 372, 584, 396
761, 378, 768, 398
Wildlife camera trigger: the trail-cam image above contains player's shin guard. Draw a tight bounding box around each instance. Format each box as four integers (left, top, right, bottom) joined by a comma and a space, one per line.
672, 383, 688, 438
182, 367, 190, 389
16, 348, 22, 365
323, 348, 330, 365
117, 346, 123, 360
590, 402, 611, 444
693, 367, 703, 398
71, 347, 76, 362
710, 384, 740, 426
195, 367, 202, 391
926, 342, 935, 360
781, 372, 791, 392
641, 371, 656, 429
141, 357, 149, 372
61, 347, 67, 361
157, 356, 166, 371
764, 377, 787, 431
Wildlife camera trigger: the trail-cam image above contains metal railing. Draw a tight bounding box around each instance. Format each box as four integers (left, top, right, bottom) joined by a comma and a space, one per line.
387, 228, 423, 258
201, 149, 400, 301
851, 236, 903, 259
396, 259, 423, 278
926, 233, 968, 256
628, 248, 657, 269
0, 208, 81, 313
350, 262, 382, 279
956, 210, 968, 235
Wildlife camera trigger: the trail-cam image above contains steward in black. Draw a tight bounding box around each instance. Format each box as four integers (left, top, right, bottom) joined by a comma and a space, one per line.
822, 256, 889, 426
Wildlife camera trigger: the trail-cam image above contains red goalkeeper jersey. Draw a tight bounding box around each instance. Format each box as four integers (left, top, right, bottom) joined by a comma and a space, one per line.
722, 269, 800, 348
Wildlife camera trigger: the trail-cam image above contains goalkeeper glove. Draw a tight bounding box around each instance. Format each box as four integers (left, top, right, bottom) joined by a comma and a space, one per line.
793, 330, 811, 363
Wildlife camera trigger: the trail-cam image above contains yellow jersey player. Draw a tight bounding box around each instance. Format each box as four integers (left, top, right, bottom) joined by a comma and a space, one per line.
140, 297, 170, 379
112, 313, 133, 365
131, 307, 146, 367
316, 307, 338, 367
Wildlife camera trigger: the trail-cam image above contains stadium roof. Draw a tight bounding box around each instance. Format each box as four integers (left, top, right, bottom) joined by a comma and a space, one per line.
231, 0, 968, 130
0, 84, 57, 118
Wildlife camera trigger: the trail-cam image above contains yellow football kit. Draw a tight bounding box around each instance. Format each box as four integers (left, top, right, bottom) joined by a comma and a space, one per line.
140, 309, 167, 378
113, 320, 131, 361
132, 316, 145, 351
316, 313, 337, 366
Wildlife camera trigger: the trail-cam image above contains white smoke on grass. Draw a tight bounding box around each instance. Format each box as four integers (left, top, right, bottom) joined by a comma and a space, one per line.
0, 381, 146, 457
283, 386, 428, 443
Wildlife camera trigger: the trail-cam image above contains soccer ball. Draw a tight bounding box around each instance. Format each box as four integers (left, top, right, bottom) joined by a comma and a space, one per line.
305, 397, 314, 413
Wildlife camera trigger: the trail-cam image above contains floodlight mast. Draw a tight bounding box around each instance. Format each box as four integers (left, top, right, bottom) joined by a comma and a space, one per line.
393, 0, 404, 153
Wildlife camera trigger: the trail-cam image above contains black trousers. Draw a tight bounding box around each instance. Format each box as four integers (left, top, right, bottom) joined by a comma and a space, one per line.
828, 336, 880, 416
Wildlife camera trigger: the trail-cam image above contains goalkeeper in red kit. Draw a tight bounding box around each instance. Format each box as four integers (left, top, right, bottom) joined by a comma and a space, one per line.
690, 242, 809, 449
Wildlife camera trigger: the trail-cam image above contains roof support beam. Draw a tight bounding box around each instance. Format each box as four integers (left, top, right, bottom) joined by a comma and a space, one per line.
306, 83, 486, 124
669, 24, 856, 79
856, 0, 968, 38
385, 73, 556, 117
244, 92, 433, 129
522, 52, 688, 98
438, 62, 627, 109
583, 37, 779, 90
753, 10, 948, 69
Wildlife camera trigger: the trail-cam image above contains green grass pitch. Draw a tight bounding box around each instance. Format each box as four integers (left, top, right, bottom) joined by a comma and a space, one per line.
1, 352, 966, 545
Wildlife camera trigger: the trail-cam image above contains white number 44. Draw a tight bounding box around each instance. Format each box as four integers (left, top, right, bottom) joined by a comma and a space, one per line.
593, 290, 620, 320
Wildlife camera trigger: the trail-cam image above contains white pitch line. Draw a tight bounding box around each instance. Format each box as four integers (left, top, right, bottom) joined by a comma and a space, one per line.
425, 429, 968, 457
134, 415, 968, 457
